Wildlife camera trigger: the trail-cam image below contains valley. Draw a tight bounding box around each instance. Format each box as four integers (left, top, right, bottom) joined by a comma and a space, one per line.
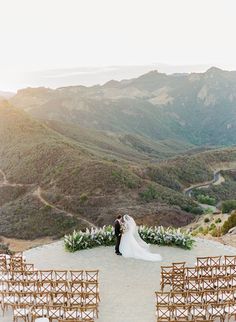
1, 68, 236, 249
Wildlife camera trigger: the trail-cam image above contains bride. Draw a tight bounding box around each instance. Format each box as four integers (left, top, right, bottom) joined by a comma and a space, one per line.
119, 214, 162, 262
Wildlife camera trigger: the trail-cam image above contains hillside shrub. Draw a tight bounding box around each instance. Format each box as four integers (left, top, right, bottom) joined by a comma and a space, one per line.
80, 193, 88, 204
204, 217, 210, 223
222, 200, 236, 213
64, 225, 194, 252
222, 211, 236, 235
140, 185, 158, 202
215, 218, 222, 224
196, 194, 216, 206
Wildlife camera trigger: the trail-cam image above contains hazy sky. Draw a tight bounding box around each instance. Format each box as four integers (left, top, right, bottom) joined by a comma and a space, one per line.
0, 0, 236, 90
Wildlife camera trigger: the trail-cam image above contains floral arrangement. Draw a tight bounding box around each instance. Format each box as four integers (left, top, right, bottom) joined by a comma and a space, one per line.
64, 225, 194, 252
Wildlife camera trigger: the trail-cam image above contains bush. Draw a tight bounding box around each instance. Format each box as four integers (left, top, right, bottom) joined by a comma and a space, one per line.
204, 217, 210, 223
204, 207, 214, 215
64, 225, 195, 252
222, 211, 236, 235
191, 206, 204, 215
215, 218, 222, 224
196, 194, 216, 206
80, 193, 88, 204
209, 223, 216, 231
140, 185, 158, 202
211, 226, 222, 237
222, 200, 236, 213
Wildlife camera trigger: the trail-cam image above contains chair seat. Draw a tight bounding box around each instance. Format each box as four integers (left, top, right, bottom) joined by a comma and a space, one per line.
13, 308, 30, 316
35, 318, 49, 322
209, 307, 225, 315
190, 308, 206, 315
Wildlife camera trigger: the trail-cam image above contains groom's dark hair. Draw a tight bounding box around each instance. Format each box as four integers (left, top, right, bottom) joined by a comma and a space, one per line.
117, 215, 122, 219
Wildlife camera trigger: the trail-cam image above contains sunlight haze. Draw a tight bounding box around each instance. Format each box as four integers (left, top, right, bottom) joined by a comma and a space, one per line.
0, 0, 236, 90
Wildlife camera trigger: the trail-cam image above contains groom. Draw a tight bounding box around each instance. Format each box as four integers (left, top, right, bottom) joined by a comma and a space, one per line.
114, 215, 122, 256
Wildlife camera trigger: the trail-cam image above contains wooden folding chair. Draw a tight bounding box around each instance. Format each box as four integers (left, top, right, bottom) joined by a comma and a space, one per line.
69, 281, 84, 293
170, 291, 187, 305
67, 292, 83, 307
37, 281, 54, 293
185, 267, 199, 280
18, 292, 35, 306
218, 289, 234, 303
31, 305, 48, 321
196, 256, 209, 267
39, 270, 54, 282
85, 270, 99, 282
70, 270, 84, 282
224, 255, 236, 266
23, 263, 35, 272
25, 270, 39, 282
208, 256, 222, 267
155, 292, 170, 306
187, 291, 203, 305
22, 281, 37, 293
84, 282, 99, 298
190, 304, 207, 320
81, 305, 97, 321
54, 270, 68, 281
63, 306, 81, 320
34, 292, 51, 306
199, 266, 213, 278
51, 292, 68, 306
185, 278, 200, 291
54, 281, 68, 292
202, 290, 218, 304
47, 305, 64, 321
208, 303, 226, 322
13, 304, 30, 322
12, 271, 26, 282
172, 304, 190, 320
156, 305, 172, 321
216, 277, 230, 290
2, 292, 19, 315
160, 266, 173, 291
7, 281, 23, 293
201, 277, 217, 291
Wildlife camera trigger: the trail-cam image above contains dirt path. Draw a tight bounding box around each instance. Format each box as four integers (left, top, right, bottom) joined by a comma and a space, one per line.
33, 186, 97, 228
0, 168, 97, 229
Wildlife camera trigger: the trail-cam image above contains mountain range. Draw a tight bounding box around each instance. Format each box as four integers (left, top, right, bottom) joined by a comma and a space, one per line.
1, 67, 236, 240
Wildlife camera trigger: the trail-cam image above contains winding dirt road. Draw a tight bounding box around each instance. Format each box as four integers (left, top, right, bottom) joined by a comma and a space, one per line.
33, 187, 97, 228
0, 168, 97, 228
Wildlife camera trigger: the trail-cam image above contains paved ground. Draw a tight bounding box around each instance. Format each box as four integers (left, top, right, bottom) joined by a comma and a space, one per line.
1, 238, 236, 322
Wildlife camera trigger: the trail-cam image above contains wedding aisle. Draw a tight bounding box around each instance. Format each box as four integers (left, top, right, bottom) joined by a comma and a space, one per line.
0, 238, 236, 322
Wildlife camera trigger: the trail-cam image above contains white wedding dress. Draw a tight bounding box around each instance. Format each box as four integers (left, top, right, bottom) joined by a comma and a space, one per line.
119, 215, 162, 262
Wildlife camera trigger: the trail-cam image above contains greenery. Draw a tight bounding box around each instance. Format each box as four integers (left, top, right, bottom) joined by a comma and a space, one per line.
196, 194, 216, 206
222, 211, 236, 235
215, 218, 222, 224
140, 185, 158, 202
204, 217, 210, 223
64, 225, 195, 252
222, 200, 236, 213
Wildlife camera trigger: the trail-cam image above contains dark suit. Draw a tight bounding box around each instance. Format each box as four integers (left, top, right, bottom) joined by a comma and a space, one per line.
114, 219, 122, 254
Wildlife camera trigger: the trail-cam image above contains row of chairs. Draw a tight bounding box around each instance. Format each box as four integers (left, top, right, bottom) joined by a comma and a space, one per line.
12, 304, 97, 322
1, 291, 99, 312
0, 269, 99, 283
1, 280, 99, 293
156, 289, 236, 305
156, 302, 236, 322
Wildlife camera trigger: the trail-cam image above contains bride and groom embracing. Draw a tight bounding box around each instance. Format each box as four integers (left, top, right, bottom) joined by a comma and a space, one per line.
114, 214, 162, 262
